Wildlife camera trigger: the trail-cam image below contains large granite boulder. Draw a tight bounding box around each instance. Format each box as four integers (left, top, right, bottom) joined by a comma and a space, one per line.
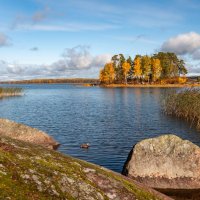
122, 134, 200, 192
0, 135, 171, 200
0, 118, 59, 149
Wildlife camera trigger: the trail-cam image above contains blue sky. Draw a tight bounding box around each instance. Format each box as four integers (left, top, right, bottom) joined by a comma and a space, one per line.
0, 0, 200, 80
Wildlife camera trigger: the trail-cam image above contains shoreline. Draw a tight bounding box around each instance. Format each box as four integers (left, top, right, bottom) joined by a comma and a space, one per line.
99, 83, 200, 88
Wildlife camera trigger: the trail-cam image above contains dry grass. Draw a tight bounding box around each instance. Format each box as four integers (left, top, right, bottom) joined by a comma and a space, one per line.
163, 88, 200, 129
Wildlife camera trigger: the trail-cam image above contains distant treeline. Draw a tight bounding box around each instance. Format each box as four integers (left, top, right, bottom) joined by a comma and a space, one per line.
0, 78, 99, 84
100, 52, 188, 84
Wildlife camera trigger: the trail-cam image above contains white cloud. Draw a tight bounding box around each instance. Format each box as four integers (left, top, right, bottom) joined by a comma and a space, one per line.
52, 45, 111, 71
0, 33, 11, 47
15, 23, 118, 32
161, 32, 200, 59
0, 46, 111, 80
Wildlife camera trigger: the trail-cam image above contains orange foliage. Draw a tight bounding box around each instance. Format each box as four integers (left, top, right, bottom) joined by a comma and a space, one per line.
99, 63, 115, 84
152, 58, 162, 82
133, 57, 142, 77
122, 62, 131, 84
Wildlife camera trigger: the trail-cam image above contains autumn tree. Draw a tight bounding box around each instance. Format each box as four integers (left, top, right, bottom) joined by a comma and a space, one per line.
133, 56, 142, 82
99, 63, 115, 84
99, 69, 108, 84
122, 62, 131, 84
151, 58, 162, 82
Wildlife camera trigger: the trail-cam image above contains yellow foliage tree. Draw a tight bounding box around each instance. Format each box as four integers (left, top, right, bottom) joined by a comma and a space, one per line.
133, 57, 142, 82
99, 69, 108, 84
99, 63, 115, 84
122, 62, 131, 84
151, 58, 162, 82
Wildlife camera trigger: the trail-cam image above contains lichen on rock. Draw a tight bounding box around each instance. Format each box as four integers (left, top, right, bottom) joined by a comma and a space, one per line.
0, 135, 171, 200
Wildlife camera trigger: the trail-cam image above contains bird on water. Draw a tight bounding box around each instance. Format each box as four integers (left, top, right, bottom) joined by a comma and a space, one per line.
80, 143, 90, 148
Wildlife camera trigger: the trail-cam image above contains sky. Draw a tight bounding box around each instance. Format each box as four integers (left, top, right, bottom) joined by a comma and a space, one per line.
0, 0, 200, 80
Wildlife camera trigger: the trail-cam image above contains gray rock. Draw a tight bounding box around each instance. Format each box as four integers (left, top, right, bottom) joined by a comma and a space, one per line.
0, 118, 60, 149
122, 134, 200, 190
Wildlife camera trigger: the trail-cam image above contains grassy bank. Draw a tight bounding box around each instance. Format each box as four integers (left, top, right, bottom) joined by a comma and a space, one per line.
163, 88, 200, 129
0, 87, 23, 98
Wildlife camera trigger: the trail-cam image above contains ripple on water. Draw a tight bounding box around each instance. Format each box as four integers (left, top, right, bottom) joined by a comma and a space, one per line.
0, 84, 200, 173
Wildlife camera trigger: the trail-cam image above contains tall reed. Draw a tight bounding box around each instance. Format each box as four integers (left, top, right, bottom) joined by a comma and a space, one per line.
163, 88, 200, 129
0, 87, 23, 98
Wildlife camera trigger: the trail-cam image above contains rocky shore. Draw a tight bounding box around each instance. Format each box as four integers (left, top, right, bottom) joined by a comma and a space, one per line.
0, 136, 170, 199
1, 119, 199, 199
0, 119, 171, 199
0, 118, 60, 149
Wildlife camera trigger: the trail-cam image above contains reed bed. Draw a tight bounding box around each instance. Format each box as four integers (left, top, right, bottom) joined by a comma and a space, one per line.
163, 88, 200, 129
0, 87, 23, 98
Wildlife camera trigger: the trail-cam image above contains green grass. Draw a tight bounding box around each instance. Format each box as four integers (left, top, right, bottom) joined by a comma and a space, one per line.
163, 88, 200, 129
0, 87, 23, 97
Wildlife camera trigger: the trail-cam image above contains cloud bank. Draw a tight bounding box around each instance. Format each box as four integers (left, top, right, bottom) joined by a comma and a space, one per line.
53, 45, 111, 71
161, 32, 200, 60
0, 46, 111, 80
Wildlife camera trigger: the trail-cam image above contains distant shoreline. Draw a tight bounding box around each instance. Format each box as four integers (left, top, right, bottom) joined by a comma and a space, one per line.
0, 78, 99, 85
1, 78, 200, 88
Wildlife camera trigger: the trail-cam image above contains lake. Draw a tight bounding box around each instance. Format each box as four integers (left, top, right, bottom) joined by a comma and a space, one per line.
0, 84, 200, 173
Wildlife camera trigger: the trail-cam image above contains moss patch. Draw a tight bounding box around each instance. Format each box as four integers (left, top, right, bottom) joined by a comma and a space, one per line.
0, 136, 170, 200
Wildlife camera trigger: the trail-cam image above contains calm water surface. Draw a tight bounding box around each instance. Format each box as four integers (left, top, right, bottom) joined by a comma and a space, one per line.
0, 84, 200, 173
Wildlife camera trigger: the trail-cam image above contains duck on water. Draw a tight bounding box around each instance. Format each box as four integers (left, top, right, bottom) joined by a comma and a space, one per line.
80, 143, 90, 148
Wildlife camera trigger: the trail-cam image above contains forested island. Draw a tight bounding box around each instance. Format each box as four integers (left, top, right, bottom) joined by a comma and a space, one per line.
99, 52, 189, 85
